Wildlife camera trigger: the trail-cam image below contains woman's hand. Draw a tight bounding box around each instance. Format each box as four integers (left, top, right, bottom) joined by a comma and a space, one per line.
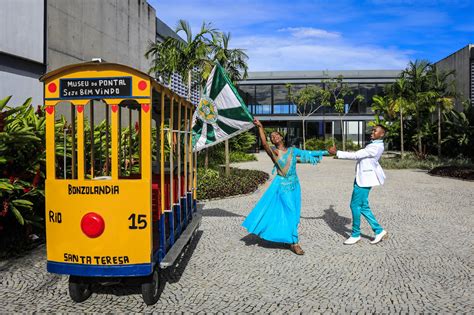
253, 118, 263, 129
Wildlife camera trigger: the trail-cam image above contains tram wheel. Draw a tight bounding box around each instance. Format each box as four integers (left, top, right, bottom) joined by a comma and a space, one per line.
141, 268, 160, 305
68, 276, 92, 303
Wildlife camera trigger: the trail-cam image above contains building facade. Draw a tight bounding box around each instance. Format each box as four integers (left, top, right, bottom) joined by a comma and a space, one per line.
1, 0, 197, 107
0, 0, 46, 106
435, 44, 474, 110
238, 70, 401, 147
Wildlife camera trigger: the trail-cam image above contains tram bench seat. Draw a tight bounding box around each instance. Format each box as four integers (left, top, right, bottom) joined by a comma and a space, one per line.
151, 174, 186, 220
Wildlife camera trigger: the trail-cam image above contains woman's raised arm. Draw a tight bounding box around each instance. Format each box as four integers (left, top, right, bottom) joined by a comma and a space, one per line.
254, 118, 276, 161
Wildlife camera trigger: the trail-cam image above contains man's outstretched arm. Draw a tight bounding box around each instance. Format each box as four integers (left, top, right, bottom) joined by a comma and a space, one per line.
328, 145, 378, 160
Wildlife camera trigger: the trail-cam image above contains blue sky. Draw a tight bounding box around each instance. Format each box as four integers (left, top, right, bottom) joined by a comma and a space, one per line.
148, 0, 474, 71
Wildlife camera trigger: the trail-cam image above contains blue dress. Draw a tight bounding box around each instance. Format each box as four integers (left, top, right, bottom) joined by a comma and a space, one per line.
242, 147, 328, 244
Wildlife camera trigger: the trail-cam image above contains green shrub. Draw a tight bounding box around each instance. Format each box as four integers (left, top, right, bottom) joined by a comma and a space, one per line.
380, 153, 473, 170
229, 131, 256, 152
197, 167, 269, 200
197, 137, 257, 168
1, 96, 46, 258
305, 137, 361, 151
230, 151, 257, 162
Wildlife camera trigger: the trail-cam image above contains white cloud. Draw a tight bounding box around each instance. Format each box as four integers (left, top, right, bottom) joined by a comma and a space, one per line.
233, 35, 411, 71
279, 27, 341, 39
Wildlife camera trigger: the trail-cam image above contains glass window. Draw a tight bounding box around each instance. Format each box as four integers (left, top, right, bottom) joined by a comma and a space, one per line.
344, 84, 361, 114
359, 84, 377, 114
238, 85, 256, 114
118, 101, 141, 179
255, 85, 272, 115
375, 84, 388, 96
287, 84, 307, 115
238, 85, 255, 105
273, 85, 289, 114
54, 102, 77, 179
82, 100, 113, 179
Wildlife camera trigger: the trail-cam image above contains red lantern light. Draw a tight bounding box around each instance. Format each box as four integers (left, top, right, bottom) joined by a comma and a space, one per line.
81, 212, 105, 238
48, 83, 57, 93
138, 80, 147, 91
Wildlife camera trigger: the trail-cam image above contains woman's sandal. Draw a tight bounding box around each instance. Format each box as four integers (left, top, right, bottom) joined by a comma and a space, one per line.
290, 244, 305, 255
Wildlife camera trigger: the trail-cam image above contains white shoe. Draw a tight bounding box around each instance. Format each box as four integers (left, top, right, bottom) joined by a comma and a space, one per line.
370, 230, 388, 244
343, 236, 361, 245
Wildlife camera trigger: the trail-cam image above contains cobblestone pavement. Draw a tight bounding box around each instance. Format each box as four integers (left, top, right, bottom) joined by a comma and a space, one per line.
1, 154, 473, 313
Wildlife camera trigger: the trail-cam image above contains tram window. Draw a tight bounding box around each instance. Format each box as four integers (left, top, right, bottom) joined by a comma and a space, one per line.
83, 100, 112, 179
118, 101, 141, 179
54, 102, 78, 179
151, 92, 162, 174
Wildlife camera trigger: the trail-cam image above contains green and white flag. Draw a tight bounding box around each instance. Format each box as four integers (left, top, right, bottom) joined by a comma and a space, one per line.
192, 63, 253, 152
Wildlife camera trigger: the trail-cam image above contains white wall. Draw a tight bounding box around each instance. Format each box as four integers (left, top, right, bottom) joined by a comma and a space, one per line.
0, 0, 44, 62
0, 71, 43, 107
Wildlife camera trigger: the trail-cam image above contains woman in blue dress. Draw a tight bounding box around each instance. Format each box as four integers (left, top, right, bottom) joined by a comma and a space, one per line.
242, 119, 328, 255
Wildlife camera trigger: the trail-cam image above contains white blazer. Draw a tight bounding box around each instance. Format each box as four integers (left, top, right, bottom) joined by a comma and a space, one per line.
336, 141, 386, 187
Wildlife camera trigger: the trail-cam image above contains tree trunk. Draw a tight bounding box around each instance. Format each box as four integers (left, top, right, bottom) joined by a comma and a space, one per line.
225, 140, 230, 176
302, 118, 306, 150
204, 148, 209, 169
400, 107, 404, 159
416, 106, 422, 153
187, 71, 192, 101
341, 117, 346, 151
438, 103, 441, 157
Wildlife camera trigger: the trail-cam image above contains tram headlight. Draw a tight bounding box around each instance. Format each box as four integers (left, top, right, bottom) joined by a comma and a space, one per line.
81, 212, 105, 238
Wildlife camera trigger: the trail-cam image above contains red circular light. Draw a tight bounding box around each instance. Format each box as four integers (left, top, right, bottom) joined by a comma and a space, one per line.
48, 83, 57, 93
81, 212, 105, 238
138, 80, 147, 90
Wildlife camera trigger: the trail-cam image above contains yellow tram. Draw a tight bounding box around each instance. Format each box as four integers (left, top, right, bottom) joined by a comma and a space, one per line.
40, 62, 200, 305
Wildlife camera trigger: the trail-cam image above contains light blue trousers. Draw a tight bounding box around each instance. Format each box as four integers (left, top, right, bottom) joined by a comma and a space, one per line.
350, 181, 383, 237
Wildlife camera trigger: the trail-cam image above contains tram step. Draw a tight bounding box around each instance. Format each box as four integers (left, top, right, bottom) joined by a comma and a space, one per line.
159, 212, 202, 269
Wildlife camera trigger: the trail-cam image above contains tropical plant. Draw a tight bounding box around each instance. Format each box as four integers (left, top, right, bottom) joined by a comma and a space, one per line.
386, 78, 411, 158
209, 31, 250, 174
305, 137, 360, 151
293, 85, 330, 149
322, 75, 364, 150
210, 32, 249, 84
401, 60, 435, 154
228, 131, 256, 152
0, 96, 46, 255
442, 100, 474, 158
146, 19, 217, 92
428, 65, 456, 157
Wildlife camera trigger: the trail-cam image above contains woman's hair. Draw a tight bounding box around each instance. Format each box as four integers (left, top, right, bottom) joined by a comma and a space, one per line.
270, 130, 284, 138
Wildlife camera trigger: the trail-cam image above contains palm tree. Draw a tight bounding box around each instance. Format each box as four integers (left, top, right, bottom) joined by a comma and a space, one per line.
387, 78, 410, 158
428, 65, 456, 157
146, 19, 217, 98
371, 95, 397, 129
209, 32, 249, 174
210, 32, 249, 83
401, 60, 433, 154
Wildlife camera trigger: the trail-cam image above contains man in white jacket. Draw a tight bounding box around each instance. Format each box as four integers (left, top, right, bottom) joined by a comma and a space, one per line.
328, 125, 388, 245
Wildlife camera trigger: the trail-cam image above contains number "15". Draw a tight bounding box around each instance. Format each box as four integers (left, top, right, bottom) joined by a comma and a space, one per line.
128, 214, 147, 229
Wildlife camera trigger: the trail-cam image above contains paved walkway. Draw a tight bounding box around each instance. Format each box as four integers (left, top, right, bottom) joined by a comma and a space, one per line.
1, 154, 473, 313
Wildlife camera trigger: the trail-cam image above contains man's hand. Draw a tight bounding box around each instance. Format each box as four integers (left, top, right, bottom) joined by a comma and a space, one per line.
253, 118, 263, 129
328, 146, 337, 155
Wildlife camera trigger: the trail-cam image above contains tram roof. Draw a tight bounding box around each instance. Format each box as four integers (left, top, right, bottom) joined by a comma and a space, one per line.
40, 61, 192, 104
39, 61, 155, 82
